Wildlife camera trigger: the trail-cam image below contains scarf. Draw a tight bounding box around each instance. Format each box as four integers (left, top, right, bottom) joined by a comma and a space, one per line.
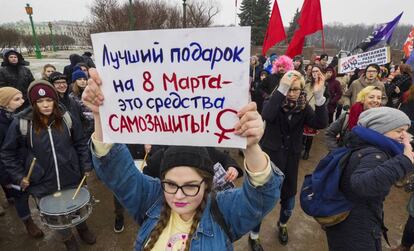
0, 107, 14, 120
352, 126, 404, 156
348, 102, 364, 130
282, 91, 307, 114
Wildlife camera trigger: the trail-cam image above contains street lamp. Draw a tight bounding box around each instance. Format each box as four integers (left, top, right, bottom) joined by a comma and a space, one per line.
182, 0, 187, 28
48, 22, 57, 52
25, 3, 42, 59
128, 0, 135, 30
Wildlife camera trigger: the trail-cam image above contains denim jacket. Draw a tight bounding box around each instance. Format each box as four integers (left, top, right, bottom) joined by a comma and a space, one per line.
92, 144, 284, 250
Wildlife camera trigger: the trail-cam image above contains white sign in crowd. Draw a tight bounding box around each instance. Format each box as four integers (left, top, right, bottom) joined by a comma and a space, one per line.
338, 47, 391, 73
91, 27, 251, 148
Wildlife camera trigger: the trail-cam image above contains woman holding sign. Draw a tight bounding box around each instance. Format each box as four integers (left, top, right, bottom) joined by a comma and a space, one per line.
82, 69, 284, 250
250, 70, 328, 248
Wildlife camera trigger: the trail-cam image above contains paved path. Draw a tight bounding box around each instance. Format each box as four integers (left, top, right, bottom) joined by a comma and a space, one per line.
25, 50, 89, 79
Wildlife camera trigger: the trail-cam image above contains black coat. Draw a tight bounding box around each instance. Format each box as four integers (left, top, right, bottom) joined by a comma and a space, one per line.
385, 74, 412, 108
326, 133, 414, 251
0, 108, 14, 184
59, 91, 84, 133
261, 91, 328, 199
0, 107, 91, 197
0, 51, 34, 109
259, 73, 283, 97
63, 54, 84, 83
400, 100, 414, 135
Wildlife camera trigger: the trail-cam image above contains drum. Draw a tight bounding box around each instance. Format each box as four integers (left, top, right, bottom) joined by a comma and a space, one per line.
134, 159, 147, 172
38, 187, 92, 229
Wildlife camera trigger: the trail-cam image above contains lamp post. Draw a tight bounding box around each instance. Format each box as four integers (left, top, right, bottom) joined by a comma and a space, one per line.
48, 22, 57, 52
182, 0, 187, 28
25, 3, 42, 59
128, 0, 135, 30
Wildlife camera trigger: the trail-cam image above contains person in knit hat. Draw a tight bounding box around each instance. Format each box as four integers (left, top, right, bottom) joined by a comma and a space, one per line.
0, 86, 44, 238
27, 80, 59, 104
358, 106, 411, 135
69, 69, 94, 139
0, 79, 95, 250
0, 87, 29, 222
0, 50, 34, 109
325, 106, 414, 250
0, 86, 22, 109
71, 69, 87, 91
49, 71, 84, 128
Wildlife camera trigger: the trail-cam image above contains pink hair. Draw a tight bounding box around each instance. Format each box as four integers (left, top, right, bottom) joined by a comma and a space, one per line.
272, 55, 294, 74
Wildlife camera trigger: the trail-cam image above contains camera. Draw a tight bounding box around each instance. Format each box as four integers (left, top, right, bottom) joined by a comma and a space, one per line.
404, 174, 414, 193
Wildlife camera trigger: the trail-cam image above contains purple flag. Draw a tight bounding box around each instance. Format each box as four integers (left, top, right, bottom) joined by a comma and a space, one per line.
407, 50, 414, 80
353, 12, 403, 52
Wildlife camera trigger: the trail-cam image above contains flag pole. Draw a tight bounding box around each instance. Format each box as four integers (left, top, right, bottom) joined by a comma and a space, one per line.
234, 0, 237, 26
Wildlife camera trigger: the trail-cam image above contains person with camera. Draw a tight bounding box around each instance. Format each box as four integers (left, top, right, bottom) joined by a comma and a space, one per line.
326, 107, 414, 251
385, 64, 413, 109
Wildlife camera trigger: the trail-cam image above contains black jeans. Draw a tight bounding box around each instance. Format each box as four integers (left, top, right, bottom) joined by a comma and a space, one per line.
2, 186, 31, 220
402, 215, 414, 248
113, 195, 125, 217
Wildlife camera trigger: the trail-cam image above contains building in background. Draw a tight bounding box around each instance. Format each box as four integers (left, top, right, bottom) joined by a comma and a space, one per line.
3, 20, 89, 46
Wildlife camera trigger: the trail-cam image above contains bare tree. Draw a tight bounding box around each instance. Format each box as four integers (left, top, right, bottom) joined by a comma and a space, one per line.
0, 27, 20, 49
20, 35, 34, 54
186, 0, 219, 28
305, 23, 413, 51
85, 0, 220, 39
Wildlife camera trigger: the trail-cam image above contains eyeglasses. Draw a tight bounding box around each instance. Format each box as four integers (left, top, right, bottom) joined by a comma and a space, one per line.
161, 179, 204, 197
288, 88, 302, 93
53, 81, 67, 85
366, 70, 378, 73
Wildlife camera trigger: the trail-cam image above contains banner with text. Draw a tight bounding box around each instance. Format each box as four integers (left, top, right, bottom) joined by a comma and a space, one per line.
91, 27, 250, 148
338, 47, 390, 74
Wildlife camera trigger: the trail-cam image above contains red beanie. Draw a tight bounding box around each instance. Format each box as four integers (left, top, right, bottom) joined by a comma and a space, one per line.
27, 80, 58, 104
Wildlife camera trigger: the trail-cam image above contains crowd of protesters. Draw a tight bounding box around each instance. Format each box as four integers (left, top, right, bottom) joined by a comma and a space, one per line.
248, 51, 414, 251
0, 46, 414, 251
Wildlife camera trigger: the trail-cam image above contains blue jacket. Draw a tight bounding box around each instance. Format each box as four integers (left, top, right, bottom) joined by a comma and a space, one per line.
92, 144, 283, 250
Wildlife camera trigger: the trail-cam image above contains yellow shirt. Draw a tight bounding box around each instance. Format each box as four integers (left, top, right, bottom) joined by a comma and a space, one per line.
150, 211, 193, 251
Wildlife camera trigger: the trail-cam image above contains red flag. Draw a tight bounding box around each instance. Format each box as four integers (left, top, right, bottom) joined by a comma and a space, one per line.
285, 0, 324, 58
403, 27, 414, 58
262, 0, 286, 55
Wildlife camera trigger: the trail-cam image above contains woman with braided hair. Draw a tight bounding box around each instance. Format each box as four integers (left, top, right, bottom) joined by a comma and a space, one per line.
82, 69, 284, 250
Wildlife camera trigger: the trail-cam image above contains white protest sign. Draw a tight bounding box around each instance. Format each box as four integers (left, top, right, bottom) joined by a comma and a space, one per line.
338, 47, 390, 74
91, 27, 251, 148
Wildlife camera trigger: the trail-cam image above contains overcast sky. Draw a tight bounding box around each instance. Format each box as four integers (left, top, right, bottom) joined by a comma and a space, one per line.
0, 0, 413, 27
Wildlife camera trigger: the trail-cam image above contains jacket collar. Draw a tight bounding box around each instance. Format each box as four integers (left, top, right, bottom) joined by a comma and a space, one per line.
145, 195, 215, 238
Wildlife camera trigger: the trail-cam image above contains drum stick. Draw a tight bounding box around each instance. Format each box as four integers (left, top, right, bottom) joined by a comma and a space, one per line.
141, 152, 148, 170
72, 175, 87, 200
25, 157, 37, 180
22, 158, 36, 191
